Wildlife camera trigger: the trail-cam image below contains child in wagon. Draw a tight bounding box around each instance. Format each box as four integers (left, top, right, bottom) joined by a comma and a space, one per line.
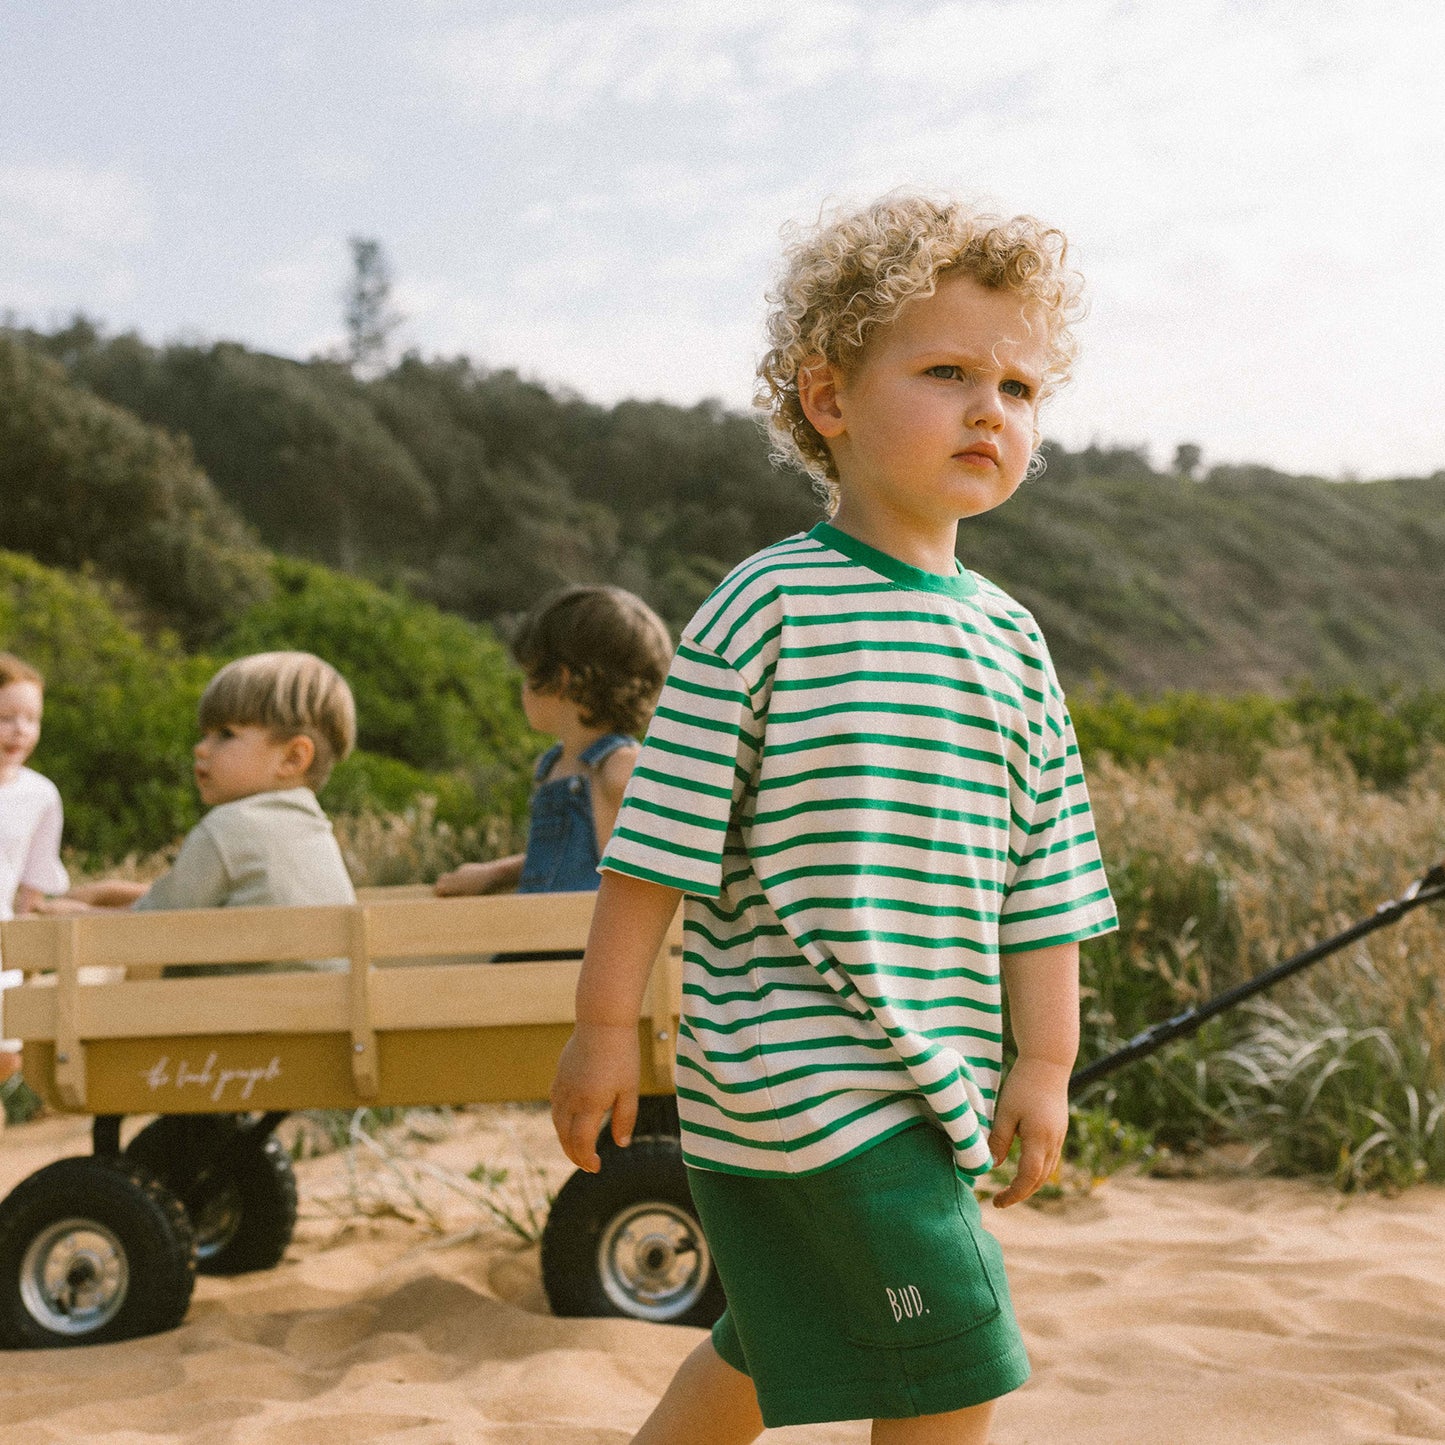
54, 652, 357, 971
435, 585, 672, 899
0, 652, 70, 1074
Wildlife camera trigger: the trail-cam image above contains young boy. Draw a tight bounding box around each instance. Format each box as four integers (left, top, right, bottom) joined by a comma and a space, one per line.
0, 653, 67, 923
550, 196, 1118, 1443
68, 653, 357, 968
435, 585, 672, 898
0, 653, 69, 1074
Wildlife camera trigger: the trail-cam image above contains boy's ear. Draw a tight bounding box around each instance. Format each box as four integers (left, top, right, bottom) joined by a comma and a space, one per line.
279, 734, 315, 781
797, 357, 847, 439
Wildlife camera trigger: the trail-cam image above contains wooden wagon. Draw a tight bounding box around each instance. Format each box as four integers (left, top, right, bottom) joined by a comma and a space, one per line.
0, 889, 721, 1347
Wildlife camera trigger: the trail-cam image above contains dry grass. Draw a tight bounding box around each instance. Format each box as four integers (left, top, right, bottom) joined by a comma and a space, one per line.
56, 748, 1445, 1191
1080, 744, 1445, 1187
332, 795, 518, 888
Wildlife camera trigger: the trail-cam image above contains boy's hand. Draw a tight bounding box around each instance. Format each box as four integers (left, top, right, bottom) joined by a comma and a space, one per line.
550, 1022, 641, 1173
435, 859, 513, 896
987, 1056, 1072, 1208
29, 895, 97, 915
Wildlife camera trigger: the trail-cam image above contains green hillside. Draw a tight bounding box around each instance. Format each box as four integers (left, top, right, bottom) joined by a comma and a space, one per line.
6, 321, 1445, 694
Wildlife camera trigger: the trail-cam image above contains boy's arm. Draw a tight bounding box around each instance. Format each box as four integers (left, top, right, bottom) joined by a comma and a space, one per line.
12, 884, 46, 915
132, 828, 229, 912
61, 879, 151, 908
551, 869, 683, 1173
989, 939, 1080, 1209
434, 855, 525, 895
589, 744, 640, 857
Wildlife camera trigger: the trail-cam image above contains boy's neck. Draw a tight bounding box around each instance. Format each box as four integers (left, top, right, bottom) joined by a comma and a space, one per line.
828, 501, 961, 577
552, 716, 610, 764
208, 783, 312, 808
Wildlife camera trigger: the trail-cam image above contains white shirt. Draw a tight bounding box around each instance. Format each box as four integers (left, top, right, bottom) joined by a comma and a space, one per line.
0, 766, 68, 922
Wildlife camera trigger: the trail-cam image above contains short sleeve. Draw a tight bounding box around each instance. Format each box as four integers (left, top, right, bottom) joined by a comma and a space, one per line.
600, 639, 756, 898
134, 825, 230, 912
998, 703, 1117, 952
19, 785, 68, 896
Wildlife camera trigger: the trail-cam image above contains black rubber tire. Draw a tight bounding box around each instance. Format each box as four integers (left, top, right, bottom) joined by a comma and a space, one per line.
0, 1155, 196, 1348
126, 1115, 298, 1276
541, 1135, 725, 1327
594, 1093, 680, 1158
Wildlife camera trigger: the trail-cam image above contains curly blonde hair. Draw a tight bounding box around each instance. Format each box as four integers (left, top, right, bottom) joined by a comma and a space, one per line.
755, 194, 1085, 510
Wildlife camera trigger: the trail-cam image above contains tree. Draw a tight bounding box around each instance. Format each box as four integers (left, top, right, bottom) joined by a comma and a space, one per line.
1173, 442, 1203, 480
342, 237, 402, 376
0, 333, 272, 642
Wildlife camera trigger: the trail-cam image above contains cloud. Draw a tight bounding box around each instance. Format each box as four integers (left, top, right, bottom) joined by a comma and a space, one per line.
6, 2, 1440, 473
0, 163, 151, 258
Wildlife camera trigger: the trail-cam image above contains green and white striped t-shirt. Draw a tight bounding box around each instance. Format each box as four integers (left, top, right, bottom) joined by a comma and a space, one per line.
602, 522, 1117, 1179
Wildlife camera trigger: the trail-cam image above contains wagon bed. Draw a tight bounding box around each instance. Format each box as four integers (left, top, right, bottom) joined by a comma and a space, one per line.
0, 891, 716, 1348
2, 887, 681, 1115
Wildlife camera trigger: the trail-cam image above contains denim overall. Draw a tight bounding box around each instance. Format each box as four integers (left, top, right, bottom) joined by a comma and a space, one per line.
517, 733, 636, 893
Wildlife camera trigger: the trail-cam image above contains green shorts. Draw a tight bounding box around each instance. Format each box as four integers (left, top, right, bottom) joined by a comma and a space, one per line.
686, 1122, 1030, 1428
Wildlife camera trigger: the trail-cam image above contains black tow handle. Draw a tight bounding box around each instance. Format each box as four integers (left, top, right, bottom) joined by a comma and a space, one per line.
1069, 861, 1445, 1095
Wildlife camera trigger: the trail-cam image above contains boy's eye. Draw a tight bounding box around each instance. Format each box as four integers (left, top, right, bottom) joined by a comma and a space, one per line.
1000, 378, 1032, 399
925, 364, 962, 380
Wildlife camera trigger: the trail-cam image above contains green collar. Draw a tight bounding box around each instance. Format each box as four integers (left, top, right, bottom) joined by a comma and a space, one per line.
809, 522, 978, 600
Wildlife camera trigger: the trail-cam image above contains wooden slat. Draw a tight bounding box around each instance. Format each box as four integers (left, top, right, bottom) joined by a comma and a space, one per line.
0, 906, 353, 973
370, 960, 581, 1030
363, 891, 598, 957
347, 909, 379, 1098
1, 958, 590, 1042
51, 918, 86, 1109
0, 891, 600, 976
644, 910, 684, 1089
4, 970, 350, 1041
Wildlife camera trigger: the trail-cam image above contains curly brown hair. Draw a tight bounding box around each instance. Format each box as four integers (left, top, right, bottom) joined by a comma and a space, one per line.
755, 194, 1085, 511
513, 586, 673, 737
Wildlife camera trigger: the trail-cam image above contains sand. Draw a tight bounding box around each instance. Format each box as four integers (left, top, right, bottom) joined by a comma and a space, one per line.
2, 1105, 1443, 1444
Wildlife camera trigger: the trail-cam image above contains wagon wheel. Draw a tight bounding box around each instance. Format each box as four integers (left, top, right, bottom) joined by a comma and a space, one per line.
541, 1135, 724, 1327
0, 1155, 196, 1348
594, 1093, 680, 1158
126, 1115, 297, 1276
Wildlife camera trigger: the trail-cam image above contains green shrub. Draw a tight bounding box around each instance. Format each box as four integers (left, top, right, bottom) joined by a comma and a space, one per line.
0, 550, 210, 860
0, 332, 271, 642
219, 557, 538, 824
1286, 685, 1445, 789
1073, 684, 1445, 795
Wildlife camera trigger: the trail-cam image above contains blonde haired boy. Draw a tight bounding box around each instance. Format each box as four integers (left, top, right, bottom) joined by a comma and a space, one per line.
551, 196, 1118, 1443
71, 653, 357, 955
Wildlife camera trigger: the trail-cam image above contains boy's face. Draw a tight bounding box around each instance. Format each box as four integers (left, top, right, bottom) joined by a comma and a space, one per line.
813, 273, 1046, 542
193, 723, 309, 806
0, 681, 43, 784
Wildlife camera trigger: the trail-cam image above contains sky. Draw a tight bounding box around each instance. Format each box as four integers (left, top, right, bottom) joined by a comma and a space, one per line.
2, 0, 1443, 479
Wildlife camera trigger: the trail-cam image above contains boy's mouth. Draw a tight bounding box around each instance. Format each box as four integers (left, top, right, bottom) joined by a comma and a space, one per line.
956, 442, 999, 463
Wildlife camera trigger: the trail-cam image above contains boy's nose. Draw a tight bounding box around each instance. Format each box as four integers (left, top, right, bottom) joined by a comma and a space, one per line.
964, 387, 1005, 430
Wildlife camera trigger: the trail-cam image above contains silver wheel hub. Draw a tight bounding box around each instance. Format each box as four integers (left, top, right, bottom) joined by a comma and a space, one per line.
597, 1202, 710, 1322
20, 1219, 129, 1335
191, 1184, 243, 1261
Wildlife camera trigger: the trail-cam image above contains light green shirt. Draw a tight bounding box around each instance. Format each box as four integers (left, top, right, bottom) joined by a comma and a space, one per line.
137, 788, 355, 972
